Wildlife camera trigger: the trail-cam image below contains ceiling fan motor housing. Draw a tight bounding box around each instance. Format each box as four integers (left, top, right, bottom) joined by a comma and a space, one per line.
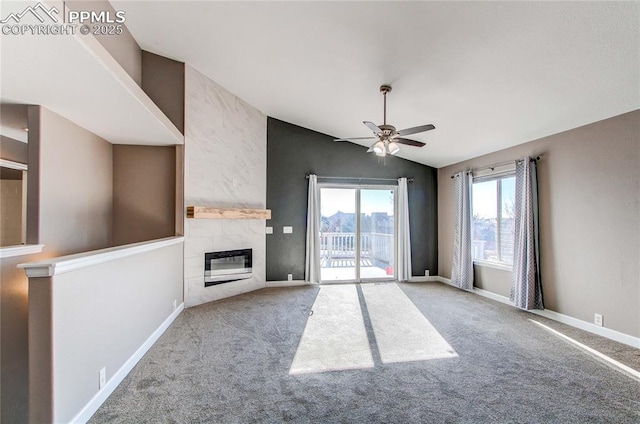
378, 124, 396, 137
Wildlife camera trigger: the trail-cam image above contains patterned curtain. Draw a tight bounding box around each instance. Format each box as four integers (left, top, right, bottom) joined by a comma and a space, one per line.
510, 158, 544, 309
451, 171, 474, 290
305, 174, 321, 283
397, 177, 412, 282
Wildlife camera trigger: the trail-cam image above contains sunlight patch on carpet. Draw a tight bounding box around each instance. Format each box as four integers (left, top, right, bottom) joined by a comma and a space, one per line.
529, 319, 640, 383
361, 283, 458, 364
289, 285, 374, 375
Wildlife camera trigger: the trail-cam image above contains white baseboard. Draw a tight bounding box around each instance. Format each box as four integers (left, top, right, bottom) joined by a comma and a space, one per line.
472, 287, 513, 305
429, 277, 640, 349
71, 303, 185, 424
408, 276, 441, 283
529, 308, 640, 349
266, 280, 311, 288
433, 276, 458, 287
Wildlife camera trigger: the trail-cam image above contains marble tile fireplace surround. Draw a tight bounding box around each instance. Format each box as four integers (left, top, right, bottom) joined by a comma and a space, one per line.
184, 66, 267, 308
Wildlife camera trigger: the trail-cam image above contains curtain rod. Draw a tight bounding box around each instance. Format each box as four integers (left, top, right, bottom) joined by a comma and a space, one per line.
450, 156, 540, 179
306, 175, 413, 182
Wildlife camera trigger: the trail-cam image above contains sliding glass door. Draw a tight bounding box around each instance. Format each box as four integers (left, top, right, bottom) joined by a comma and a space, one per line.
360, 189, 395, 279
320, 185, 396, 283
319, 188, 358, 281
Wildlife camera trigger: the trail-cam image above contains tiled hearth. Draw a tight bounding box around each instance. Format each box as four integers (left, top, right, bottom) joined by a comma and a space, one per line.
184, 66, 267, 307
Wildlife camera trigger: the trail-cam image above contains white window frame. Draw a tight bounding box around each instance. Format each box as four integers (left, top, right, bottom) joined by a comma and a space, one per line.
472, 170, 515, 270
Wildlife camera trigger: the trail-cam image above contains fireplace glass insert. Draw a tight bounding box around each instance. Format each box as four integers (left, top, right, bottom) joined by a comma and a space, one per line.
204, 248, 252, 287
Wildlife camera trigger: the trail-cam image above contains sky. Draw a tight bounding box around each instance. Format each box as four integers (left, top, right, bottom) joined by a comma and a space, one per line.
321, 188, 395, 217
320, 180, 513, 219
472, 177, 515, 219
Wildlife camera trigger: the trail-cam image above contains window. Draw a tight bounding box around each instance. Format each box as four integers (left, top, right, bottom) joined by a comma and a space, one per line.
472, 175, 515, 266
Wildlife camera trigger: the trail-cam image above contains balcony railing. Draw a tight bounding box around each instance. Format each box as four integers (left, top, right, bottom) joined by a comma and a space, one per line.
320, 232, 393, 267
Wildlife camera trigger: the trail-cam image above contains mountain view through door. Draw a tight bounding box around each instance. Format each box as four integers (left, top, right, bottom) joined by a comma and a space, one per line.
320, 187, 395, 282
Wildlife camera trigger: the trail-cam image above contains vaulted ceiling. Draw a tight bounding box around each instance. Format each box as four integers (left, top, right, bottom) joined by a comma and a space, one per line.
114, 1, 639, 167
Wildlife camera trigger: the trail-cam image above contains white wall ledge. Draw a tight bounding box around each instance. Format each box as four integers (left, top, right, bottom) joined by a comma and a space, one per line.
0, 244, 45, 259
473, 260, 513, 272
18, 236, 183, 277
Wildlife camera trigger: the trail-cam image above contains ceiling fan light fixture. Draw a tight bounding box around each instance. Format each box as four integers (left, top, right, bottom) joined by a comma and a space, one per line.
388, 141, 400, 155
372, 140, 385, 155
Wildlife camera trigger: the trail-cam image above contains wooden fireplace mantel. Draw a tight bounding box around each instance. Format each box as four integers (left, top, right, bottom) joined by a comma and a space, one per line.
186, 206, 271, 220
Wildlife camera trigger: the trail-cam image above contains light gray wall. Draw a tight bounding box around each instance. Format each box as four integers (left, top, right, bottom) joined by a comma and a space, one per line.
0, 179, 24, 245
184, 66, 267, 307
113, 145, 176, 245
0, 135, 28, 163
139, 50, 186, 237
473, 265, 511, 297
1, 107, 114, 422
28, 242, 184, 423
67, 1, 142, 85
0, 253, 43, 424
0, 106, 43, 423
0, 104, 28, 142
0, 107, 40, 423
438, 110, 640, 338
26, 106, 40, 244
141, 51, 185, 133
38, 107, 113, 255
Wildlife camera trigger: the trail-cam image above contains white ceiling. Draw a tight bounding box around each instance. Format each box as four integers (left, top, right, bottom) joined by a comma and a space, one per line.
112, 1, 639, 168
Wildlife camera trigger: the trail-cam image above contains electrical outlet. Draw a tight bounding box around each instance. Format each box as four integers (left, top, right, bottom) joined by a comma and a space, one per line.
265, 226, 273, 234
283, 226, 293, 234
99, 367, 106, 389
594, 313, 603, 327
173, 299, 177, 311
425, 270, 430, 276
287, 274, 293, 281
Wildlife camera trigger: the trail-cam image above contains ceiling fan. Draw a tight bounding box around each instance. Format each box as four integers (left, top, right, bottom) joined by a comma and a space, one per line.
335, 85, 435, 157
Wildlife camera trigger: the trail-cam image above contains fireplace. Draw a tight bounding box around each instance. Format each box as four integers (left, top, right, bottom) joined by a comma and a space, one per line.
204, 249, 252, 287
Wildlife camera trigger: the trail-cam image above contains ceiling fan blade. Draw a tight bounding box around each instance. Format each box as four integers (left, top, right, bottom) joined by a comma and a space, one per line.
366, 140, 380, 153
334, 136, 377, 142
397, 124, 435, 136
363, 121, 382, 134
395, 138, 426, 147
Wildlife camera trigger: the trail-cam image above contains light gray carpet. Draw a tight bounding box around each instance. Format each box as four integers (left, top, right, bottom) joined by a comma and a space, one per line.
90, 282, 640, 423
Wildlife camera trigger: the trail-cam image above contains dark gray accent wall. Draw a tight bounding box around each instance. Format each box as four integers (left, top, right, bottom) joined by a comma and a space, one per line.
266, 118, 438, 281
